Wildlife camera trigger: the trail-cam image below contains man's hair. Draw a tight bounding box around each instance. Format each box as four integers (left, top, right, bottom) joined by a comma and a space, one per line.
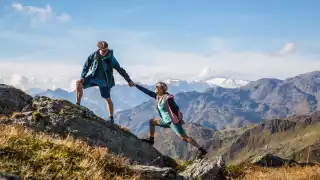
97, 41, 108, 49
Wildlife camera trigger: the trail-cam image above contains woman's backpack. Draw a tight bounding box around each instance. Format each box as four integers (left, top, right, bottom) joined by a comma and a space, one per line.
165, 95, 184, 125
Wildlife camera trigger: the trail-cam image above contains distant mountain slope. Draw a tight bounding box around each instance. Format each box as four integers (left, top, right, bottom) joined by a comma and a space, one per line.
210, 110, 320, 165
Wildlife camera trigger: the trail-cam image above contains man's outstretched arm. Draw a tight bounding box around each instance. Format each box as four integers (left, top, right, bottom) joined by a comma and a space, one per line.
111, 55, 133, 84
81, 53, 94, 79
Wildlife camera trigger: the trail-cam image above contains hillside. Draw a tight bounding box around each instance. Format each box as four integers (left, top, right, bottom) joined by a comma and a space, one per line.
214, 111, 320, 165
152, 110, 320, 166
152, 123, 245, 160
115, 70, 320, 134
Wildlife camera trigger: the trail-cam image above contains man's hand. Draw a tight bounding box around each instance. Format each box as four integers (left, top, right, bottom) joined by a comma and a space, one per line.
128, 81, 136, 87
76, 78, 84, 85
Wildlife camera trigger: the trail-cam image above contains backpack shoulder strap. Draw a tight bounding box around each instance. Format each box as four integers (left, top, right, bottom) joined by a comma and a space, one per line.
166, 94, 174, 99
93, 50, 100, 59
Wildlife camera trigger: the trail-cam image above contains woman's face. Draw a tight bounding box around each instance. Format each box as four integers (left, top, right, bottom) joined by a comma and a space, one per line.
154, 85, 164, 95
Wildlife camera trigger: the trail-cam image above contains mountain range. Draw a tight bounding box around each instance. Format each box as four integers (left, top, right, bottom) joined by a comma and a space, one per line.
115, 71, 320, 134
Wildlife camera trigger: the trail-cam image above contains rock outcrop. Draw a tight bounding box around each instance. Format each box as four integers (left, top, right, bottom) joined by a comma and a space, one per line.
0, 84, 170, 167
0, 84, 32, 115
0, 172, 22, 180
252, 154, 315, 167
180, 157, 226, 180
130, 165, 179, 180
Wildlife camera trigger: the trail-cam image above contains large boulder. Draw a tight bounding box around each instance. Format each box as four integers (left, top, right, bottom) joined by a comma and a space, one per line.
252, 153, 315, 167
180, 157, 226, 180
0, 172, 22, 180
0, 84, 32, 115
252, 154, 295, 167
130, 165, 179, 180
3, 91, 171, 167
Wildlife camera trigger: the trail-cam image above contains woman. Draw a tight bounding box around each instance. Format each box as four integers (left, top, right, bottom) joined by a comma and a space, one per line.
134, 82, 207, 159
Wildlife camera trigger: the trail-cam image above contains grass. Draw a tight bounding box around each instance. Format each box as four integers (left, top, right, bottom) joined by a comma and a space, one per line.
173, 158, 194, 171
242, 165, 320, 180
32, 111, 43, 121
0, 115, 8, 121
11, 112, 25, 119
224, 163, 320, 180
118, 125, 131, 133
0, 124, 140, 180
224, 164, 248, 179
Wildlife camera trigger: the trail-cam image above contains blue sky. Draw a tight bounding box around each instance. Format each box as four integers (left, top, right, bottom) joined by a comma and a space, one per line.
0, 0, 320, 89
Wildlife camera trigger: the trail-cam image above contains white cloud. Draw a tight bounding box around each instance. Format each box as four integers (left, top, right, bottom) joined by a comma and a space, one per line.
11, 3, 23, 11
0, 27, 319, 90
56, 13, 72, 23
276, 42, 297, 55
11, 3, 71, 24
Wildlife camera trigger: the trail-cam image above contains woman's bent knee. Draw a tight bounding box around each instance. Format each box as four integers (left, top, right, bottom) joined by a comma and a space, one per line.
178, 134, 188, 140
149, 118, 155, 124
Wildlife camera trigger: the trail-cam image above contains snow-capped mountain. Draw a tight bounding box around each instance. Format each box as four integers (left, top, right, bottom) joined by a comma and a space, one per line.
194, 67, 250, 88
204, 77, 250, 88
161, 78, 212, 92
196, 67, 215, 80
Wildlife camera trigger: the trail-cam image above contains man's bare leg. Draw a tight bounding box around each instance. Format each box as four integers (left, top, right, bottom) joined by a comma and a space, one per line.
105, 98, 114, 123
76, 81, 83, 105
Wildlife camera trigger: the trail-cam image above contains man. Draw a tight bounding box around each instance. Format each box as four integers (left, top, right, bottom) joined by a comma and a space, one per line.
76, 41, 135, 123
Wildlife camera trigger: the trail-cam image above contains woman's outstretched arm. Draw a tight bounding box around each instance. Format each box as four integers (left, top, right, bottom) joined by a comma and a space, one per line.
135, 84, 157, 99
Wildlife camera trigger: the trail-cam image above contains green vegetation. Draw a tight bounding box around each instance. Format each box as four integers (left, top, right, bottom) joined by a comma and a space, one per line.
119, 125, 131, 133
223, 163, 320, 180
173, 158, 194, 171
32, 111, 43, 121
224, 164, 247, 179
0, 115, 9, 121
0, 124, 140, 180
11, 112, 25, 119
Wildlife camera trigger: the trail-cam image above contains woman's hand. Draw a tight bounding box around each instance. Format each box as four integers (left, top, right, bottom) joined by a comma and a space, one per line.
128, 81, 136, 87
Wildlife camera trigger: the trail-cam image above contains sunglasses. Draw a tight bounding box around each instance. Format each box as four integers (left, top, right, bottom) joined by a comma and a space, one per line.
100, 48, 108, 52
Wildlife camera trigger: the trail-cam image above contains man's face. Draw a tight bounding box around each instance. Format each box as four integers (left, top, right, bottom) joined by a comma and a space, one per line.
99, 47, 108, 55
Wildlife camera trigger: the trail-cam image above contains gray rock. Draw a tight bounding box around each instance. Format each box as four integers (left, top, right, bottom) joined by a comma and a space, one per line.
180, 157, 226, 180
38, 107, 48, 114
0, 172, 22, 180
0, 84, 32, 115
21, 104, 34, 112
130, 165, 179, 180
252, 154, 299, 167
22, 111, 33, 116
